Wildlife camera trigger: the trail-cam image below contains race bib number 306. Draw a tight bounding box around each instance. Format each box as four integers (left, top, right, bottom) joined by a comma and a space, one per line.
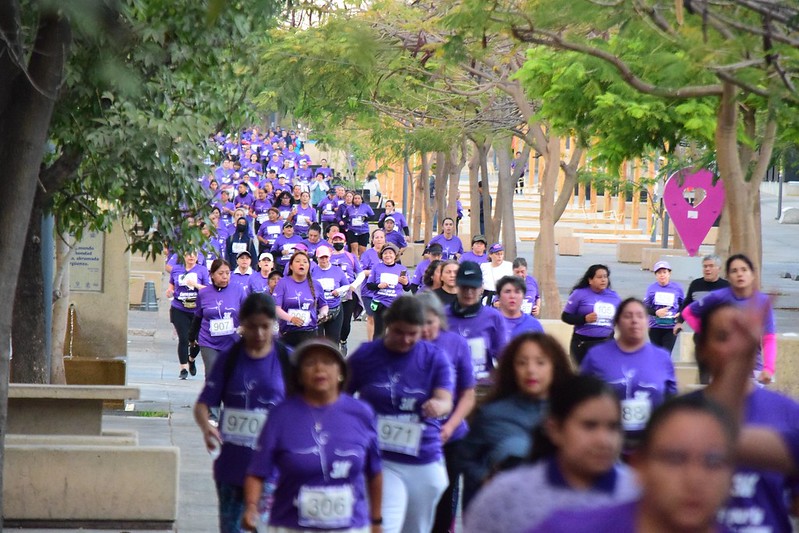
298, 484, 354, 529
377, 416, 423, 456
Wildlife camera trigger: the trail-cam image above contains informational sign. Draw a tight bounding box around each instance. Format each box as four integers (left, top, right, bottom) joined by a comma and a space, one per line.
69, 230, 105, 292
663, 168, 725, 256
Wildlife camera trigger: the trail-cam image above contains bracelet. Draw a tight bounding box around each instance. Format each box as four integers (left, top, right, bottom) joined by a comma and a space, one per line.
370, 517, 383, 525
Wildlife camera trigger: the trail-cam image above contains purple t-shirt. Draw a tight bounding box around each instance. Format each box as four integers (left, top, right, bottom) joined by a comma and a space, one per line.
411, 258, 432, 287
234, 192, 254, 209
247, 271, 271, 294
194, 283, 247, 352
247, 395, 381, 530
343, 204, 374, 235
230, 268, 252, 293
169, 264, 210, 313
694, 388, 799, 533
430, 330, 475, 442
384, 230, 407, 249
522, 274, 540, 314
502, 313, 544, 340
257, 219, 283, 247
359, 248, 381, 299
252, 199, 273, 224
330, 250, 361, 284
563, 287, 622, 338
379, 211, 408, 231
317, 197, 339, 222
446, 305, 508, 382
346, 339, 454, 464
459, 251, 488, 265
428, 234, 464, 260
197, 343, 287, 485
686, 287, 775, 372
367, 262, 408, 307
293, 205, 317, 235
273, 276, 327, 333
271, 234, 303, 268
300, 238, 331, 257
644, 280, 685, 329
581, 340, 677, 432
311, 264, 349, 309
529, 500, 733, 533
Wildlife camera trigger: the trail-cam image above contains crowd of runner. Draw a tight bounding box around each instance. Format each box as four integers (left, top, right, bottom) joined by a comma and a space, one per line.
162, 128, 792, 533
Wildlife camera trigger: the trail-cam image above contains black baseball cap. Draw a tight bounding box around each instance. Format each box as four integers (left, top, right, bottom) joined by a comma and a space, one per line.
456, 261, 483, 288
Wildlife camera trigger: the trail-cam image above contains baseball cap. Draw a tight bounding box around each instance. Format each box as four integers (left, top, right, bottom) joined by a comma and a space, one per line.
237, 250, 252, 259
472, 234, 487, 244
331, 232, 346, 241
258, 252, 273, 262
316, 246, 332, 258
380, 243, 400, 257
456, 261, 483, 288
294, 243, 309, 252
488, 243, 504, 254
384, 215, 396, 223
427, 243, 443, 255
290, 338, 347, 375
653, 260, 672, 272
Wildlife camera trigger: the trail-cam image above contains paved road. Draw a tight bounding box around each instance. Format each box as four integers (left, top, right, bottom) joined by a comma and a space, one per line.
9, 185, 798, 532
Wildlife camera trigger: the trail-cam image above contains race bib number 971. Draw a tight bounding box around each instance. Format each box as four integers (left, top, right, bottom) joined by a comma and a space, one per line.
377, 416, 423, 456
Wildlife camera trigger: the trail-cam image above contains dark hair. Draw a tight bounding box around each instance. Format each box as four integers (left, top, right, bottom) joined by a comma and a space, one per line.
383, 296, 426, 326
571, 264, 611, 291
614, 297, 647, 324
210, 206, 221, 216
512, 257, 527, 269
239, 292, 277, 321
268, 271, 283, 281
307, 223, 321, 234
486, 333, 573, 404
496, 275, 526, 295
725, 253, 755, 275
638, 394, 736, 454
423, 260, 444, 288
385, 199, 395, 208
530, 375, 620, 462
288, 251, 317, 301
278, 191, 292, 203
209, 258, 231, 275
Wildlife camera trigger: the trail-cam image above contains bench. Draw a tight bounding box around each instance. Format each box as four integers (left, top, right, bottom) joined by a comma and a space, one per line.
616, 241, 653, 263
8, 384, 139, 436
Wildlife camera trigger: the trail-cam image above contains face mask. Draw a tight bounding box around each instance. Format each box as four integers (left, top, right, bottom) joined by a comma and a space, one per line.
333, 242, 345, 251
237, 223, 247, 231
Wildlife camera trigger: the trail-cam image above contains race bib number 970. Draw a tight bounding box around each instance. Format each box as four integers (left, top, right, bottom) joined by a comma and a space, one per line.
220, 408, 267, 448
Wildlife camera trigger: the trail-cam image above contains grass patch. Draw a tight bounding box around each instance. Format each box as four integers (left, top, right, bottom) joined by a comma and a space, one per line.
133, 410, 170, 418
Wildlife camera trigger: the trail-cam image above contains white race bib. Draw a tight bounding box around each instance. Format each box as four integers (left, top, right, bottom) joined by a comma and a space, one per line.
257, 213, 268, 223
178, 272, 198, 288
377, 416, 423, 456
466, 337, 488, 378
653, 291, 675, 307
351, 216, 363, 226
621, 397, 652, 431
298, 484, 354, 529
283, 243, 296, 253
319, 278, 335, 291
209, 316, 235, 336
288, 309, 311, 326
232, 242, 247, 254
521, 300, 534, 315
594, 302, 616, 327
220, 408, 267, 448
280, 211, 290, 220
379, 273, 399, 288
298, 215, 310, 226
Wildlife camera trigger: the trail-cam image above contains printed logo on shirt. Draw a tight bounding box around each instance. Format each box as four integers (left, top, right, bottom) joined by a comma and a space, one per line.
330, 460, 353, 479
399, 397, 417, 412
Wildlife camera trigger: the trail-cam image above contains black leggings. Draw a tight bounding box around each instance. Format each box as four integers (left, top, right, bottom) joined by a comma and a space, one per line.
339, 298, 356, 343
281, 328, 318, 348
649, 327, 677, 353
318, 306, 344, 344
170, 306, 199, 365
569, 333, 612, 366
372, 302, 388, 338
432, 439, 462, 533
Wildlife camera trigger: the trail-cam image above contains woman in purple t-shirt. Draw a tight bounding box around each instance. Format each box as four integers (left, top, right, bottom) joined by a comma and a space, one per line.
347, 296, 454, 533
273, 251, 329, 347
167, 252, 209, 379
365, 243, 410, 338
243, 340, 383, 533
194, 293, 288, 533
561, 264, 622, 365
344, 193, 375, 258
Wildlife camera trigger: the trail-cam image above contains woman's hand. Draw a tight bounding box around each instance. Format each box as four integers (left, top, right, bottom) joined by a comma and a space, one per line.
655, 307, 669, 318
241, 503, 259, 531
378, 282, 388, 289
398, 275, 409, 286
289, 316, 304, 327
202, 423, 222, 454
422, 397, 449, 419
440, 421, 456, 443
166, 287, 174, 299
585, 312, 598, 323
758, 369, 774, 385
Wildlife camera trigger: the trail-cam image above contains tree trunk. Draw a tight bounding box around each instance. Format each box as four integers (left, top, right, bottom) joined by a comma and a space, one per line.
434, 151, 447, 237
0, 11, 72, 525
535, 136, 563, 318
51, 233, 73, 384
404, 155, 415, 236
496, 136, 517, 258
479, 139, 494, 240
714, 82, 761, 273
422, 153, 434, 243
11, 199, 48, 383
413, 152, 427, 241
446, 142, 465, 223
468, 141, 480, 237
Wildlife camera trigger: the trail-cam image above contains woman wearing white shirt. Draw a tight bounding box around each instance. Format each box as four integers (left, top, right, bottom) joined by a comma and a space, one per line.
480, 243, 513, 305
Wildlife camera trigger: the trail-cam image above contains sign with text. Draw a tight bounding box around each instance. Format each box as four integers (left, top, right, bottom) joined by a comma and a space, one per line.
70, 230, 105, 292
663, 168, 725, 256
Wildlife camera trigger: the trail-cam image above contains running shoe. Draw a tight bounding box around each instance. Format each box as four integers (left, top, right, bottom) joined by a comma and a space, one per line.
188, 357, 197, 376
179, 369, 189, 380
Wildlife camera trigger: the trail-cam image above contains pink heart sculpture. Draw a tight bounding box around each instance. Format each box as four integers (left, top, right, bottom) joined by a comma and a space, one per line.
663, 168, 725, 256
